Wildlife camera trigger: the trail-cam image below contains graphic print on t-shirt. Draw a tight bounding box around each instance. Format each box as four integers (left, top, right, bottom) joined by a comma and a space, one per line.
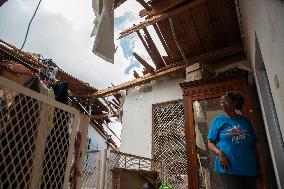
225, 125, 249, 144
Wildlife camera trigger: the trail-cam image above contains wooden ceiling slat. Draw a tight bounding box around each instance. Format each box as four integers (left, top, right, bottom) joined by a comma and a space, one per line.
133, 52, 155, 73
153, 24, 172, 58
133, 70, 140, 78
190, 3, 216, 52
119, 0, 206, 38
157, 20, 182, 63
142, 28, 166, 69
93, 99, 109, 112
143, 0, 186, 18
170, 15, 195, 58
137, 30, 161, 69
179, 11, 203, 57
204, 0, 227, 49
219, 0, 241, 45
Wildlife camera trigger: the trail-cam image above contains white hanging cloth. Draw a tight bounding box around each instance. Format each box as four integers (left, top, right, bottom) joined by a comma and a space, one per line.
91, 0, 115, 63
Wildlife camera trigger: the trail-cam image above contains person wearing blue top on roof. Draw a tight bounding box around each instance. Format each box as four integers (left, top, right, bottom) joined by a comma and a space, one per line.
207, 92, 257, 189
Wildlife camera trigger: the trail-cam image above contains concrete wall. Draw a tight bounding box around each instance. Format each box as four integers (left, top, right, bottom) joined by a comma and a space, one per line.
88, 125, 108, 150
239, 0, 284, 187
120, 74, 184, 158
239, 0, 284, 137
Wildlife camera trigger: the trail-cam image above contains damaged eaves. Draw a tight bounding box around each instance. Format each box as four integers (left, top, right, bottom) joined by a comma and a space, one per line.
0, 39, 121, 144
71, 43, 242, 98
93, 0, 243, 98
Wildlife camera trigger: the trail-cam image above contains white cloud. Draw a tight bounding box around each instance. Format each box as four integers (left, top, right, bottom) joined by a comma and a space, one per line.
0, 0, 140, 89
0, 0, 168, 145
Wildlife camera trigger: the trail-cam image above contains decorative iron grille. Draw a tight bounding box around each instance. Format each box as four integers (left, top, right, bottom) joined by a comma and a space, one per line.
0, 76, 79, 189
153, 100, 188, 189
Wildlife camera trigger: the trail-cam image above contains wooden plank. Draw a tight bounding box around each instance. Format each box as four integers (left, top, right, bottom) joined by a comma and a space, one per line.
90, 113, 109, 120
119, 0, 206, 38
203, 0, 227, 49
170, 15, 194, 58
133, 52, 155, 73
137, 30, 160, 69
218, 0, 241, 45
157, 20, 181, 63
142, 27, 166, 69
78, 62, 189, 98
191, 3, 216, 52
136, 0, 152, 11
137, 30, 164, 69
153, 24, 172, 58
114, 0, 127, 9
180, 11, 203, 56
70, 44, 243, 98
133, 70, 140, 79
140, 0, 186, 18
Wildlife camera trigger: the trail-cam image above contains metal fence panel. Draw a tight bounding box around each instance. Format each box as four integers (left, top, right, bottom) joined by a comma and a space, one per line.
0, 76, 80, 189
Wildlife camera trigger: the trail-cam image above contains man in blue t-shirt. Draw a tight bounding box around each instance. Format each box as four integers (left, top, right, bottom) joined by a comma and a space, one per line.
207, 93, 257, 189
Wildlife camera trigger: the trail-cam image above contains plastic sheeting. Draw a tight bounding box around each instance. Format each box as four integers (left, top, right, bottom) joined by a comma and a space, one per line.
91, 0, 115, 63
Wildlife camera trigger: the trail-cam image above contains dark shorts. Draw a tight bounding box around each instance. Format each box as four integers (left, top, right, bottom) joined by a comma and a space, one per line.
221, 174, 257, 189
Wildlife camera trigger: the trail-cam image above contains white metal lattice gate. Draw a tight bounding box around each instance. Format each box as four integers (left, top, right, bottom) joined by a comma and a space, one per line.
0, 76, 80, 189
153, 100, 188, 189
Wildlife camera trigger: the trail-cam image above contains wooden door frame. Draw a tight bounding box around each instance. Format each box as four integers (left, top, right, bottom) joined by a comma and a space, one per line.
180, 71, 250, 189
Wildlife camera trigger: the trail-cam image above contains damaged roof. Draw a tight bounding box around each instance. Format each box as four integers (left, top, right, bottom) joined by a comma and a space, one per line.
0, 39, 121, 147
79, 0, 244, 98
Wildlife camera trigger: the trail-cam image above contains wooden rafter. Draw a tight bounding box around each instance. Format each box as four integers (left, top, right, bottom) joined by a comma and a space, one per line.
133, 53, 155, 73
114, 0, 127, 9
112, 99, 121, 107
120, 0, 206, 38
153, 24, 172, 58
140, 0, 186, 18
136, 0, 152, 11
70, 44, 243, 98
133, 70, 140, 78
93, 62, 188, 97
142, 28, 166, 69
90, 113, 109, 120
137, 30, 165, 69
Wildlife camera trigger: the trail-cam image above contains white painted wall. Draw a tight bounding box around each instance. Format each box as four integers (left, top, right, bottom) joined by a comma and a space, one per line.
120, 75, 184, 158
239, 0, 284, 187
239, 0, 284, 137
88, 125, 108, 150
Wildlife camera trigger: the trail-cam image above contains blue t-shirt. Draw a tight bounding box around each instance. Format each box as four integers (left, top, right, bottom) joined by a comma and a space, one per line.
207, 114, 257, 176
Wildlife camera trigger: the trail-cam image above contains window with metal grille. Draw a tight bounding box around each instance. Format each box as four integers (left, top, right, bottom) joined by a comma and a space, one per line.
152, 100, 188, 189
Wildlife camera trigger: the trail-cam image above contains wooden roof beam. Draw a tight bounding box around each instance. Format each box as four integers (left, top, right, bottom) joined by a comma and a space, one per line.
133, 52, 155, 73
90, 113, 109, 120
114, 0, 127, 9
133, 70, 141, 79
95, 62, 188, 97
153, 24, 172, 58
140, 0, 186, 18
119, 0, 206, 39
137, 30, 165, 69
136, 0, 152, 11
142, 27, 166, 69
70, 44, 243, 98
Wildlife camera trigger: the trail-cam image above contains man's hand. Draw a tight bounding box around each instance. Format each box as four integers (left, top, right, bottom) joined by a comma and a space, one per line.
217, 150, 229, 170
